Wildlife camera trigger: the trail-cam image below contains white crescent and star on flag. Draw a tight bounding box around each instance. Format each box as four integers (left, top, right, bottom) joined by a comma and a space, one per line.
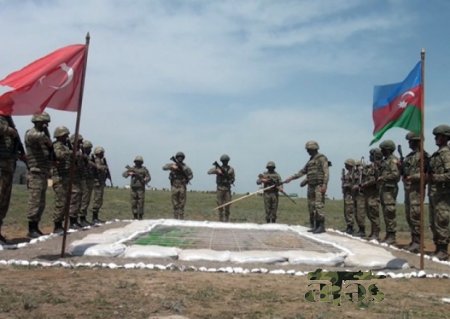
397, 90, 415, 109
38, 63, 74, 90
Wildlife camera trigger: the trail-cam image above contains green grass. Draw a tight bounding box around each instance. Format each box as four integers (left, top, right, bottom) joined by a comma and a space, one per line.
133, 226, 194, 247
3, 185, 432, 242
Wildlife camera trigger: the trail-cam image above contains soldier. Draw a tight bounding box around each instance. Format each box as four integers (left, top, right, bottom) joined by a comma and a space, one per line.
25, 112, 52, 238
378, 140, 400, 245
208, 154, 235, 222
361, 148, 382, 241
428, 124, 450, 261
51, 126, 71, 234
257, 161, 282, 223
67, 133, 84, 229
91, 146, 109, 224
162, 152, 193, 219
284, 141, 329, 233
342, 159, 355, 234
402, 132, 428, 253
0, 115, 22, 244
79, 139, 95, 226
352, 159, 367, 238
123, 156, 151, 220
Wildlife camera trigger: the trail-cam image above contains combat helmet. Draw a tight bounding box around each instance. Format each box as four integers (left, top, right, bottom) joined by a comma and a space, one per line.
379, 140, 396, 151
305, 140, 319, 150
406, 132, 420, 141
94, 146, 105, 155
69, 133, 83, 144
53, 126, 69, 138
175, 151, 185, 159
369, 148, 382, 156
220, 154, 230, 162
266, 161, 276, 168
432, 124, 450, 137
344, 159, 355, 167
31, 112, 51, 123
82, 140, 93, 149
134, 155, 144, 163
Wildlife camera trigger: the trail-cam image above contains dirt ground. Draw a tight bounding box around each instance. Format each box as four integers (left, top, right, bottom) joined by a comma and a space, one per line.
0, 222, 449, 319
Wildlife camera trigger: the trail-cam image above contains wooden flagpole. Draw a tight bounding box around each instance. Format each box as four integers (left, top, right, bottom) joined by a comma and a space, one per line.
213, 185, 276, 211
419, 48, 426, 270
61, 33, 91, 257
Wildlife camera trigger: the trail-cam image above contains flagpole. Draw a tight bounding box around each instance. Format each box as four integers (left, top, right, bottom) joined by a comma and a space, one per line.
419, 48, 426, 270
61, 33, 91, 257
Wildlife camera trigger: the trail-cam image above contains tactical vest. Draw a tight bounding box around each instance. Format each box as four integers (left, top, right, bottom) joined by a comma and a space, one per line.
52, 141, 71, 177
306, 153, 327, 185
0, 117, 15, 160
129, 166, 149, 188
429, 146, 450, 191
216, 166, 234, 189
25, 128, 52, 173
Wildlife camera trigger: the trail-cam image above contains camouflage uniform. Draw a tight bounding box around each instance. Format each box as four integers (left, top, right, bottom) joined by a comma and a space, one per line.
0, 116, 19, 242
68, 134, 84, 229
378, 140, 400, 244
402, 132, 428, 252
341, 159, 355, 234
208, 154, 235, 222
24, 112, 52, 238
428, 124, 450, 260
163, 152, 193, 219
123, 156, 151, 220
91, 147, 108, 223
361, 149, 382, 240
257, 161, 282, 223
51, 127, 71, 232
286, 141, 329, 233
352, 161, 367, 237
80, 140, 95, 222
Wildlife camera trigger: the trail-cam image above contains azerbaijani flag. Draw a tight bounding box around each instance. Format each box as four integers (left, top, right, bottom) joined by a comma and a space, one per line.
370, 61, 422, 145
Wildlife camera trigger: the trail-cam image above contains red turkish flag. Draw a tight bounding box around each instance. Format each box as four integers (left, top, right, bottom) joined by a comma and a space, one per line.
0, 44, 87, 115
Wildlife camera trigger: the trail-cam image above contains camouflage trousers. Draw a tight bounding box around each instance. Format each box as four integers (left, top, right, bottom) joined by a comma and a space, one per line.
92, 182, 105, 213
171, 185, 187, 219
69, 179, 81, 218
353, 192, 366, 229
80, 178, 94, 217
364, 189, 380, 234
216, 188, 231, 222
380, 185, 398, 233
429, 190, 450, 245
263, 191, 279, 222
26, 171, 49, 222
52, 176, 69, 223
130, 187, 145, 216
0, 159, 15, 225
307, 184, 326, 222
404, 185, 422, 238
343, 193, 354, 227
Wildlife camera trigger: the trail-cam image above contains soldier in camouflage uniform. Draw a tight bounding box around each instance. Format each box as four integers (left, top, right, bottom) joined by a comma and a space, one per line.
257, 161, 282, 223
52, 126, 71, 234
378, 140, 400, 245
352, 159, 367, 238
0, 115, 21, 244
284, 141, 329, 233
91, 146, 109, 224
208, 154, 235, 222
25, 112, 52, 238
341, 159, 355, 234
162, 152, 193, 219
79, 140, 95, 227
360, 148, 382, 241
123, 156, 151, 220
402, 132, 428, 253
428, 124, 450, 261
67, 133, 84, 230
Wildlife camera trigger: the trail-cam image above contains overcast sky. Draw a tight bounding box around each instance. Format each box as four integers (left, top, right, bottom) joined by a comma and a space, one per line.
1, 0, 449, 199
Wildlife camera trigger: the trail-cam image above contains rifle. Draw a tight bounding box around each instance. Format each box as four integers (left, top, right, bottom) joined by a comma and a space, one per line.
397, 145, 405, 176
125, 165, 149, 185
213, 160, 234, 186
170, 156, 191, 183
261, 175, 296, 204
104, 157, 113, 187
4, 116, 28, 169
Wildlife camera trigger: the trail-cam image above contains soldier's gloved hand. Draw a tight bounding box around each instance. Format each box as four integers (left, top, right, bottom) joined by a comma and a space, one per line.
300, 179, 308, 187
283, 177, 293, 184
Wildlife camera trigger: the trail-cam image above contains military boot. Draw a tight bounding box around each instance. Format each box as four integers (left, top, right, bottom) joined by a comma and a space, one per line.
434, 244, 449, 261
69, 217, 82, 230
356, 226, 366, 238
79, 216, 92, 228
138, 214, 143, 220
368, 230, 380, 241
0, 226, 9, 245
92, 211, 105, 224
27, 221, 41, 239
312, 220, 326, 234
53, 222, 64, 235
133, 214, 138, 220
383, 232, 396, 245
344, 225, 354, 235
407, 235, 420, 253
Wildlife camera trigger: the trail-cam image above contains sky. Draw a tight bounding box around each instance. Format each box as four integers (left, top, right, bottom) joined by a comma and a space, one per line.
1, 0, 450, 199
